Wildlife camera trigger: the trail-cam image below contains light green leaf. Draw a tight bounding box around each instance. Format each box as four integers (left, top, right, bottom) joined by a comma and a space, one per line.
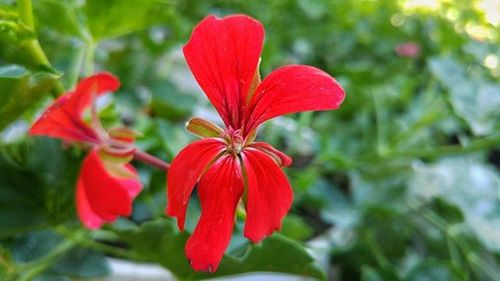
85, 0, 174, 40
34, 0, 84, 39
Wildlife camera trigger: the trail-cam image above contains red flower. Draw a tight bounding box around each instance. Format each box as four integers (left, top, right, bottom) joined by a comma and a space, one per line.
29, 73, 142, 229
395, 42, 421, 58
166, 15, 345, 272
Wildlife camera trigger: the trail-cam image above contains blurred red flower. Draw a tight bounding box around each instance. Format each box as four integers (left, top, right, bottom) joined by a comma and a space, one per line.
395, 42, 421, 58
166, 14, 345, 272
29, 73, 142, 229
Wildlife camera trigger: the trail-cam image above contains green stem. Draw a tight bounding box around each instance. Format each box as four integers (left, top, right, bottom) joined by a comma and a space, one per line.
372, 93, 388, 155
67, 45, 86, 89
365, 230, 391, 270
134, 149, 170, 170
54, 227, 139, 260
0, 223, 49, 240
17, 0, 34, 29
17, 0, 65, 94
84, 41, 96, 76
409, 201, 498, 279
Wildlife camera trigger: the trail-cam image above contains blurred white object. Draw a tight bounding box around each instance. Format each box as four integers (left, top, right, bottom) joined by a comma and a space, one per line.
105, 258, 314, 281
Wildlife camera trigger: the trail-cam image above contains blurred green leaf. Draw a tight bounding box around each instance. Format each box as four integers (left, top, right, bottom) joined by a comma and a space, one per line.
0, 64, 58, 130
34, 0, 84, 39
150, 80, 196, 120
405, 259, 465, 281
280, 215, 314, 241
5, 230, 108, 280
361, 266, 399, 281
0, 138, 79, 235
411, 158, 500, 252
85, 0, 174, 40
429, 57, 500, 136
0, 247, 16, 280
117, 218, 325, 280
51, 247, 109, 278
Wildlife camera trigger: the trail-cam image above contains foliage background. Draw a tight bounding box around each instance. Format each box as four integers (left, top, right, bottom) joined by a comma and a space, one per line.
0, 0, 499, 280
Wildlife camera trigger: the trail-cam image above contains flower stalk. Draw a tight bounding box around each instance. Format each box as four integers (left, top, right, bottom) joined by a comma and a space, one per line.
134, 149, 170, 170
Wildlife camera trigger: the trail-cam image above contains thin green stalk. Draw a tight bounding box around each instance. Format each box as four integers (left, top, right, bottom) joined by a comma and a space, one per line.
409, 201, 499, 279
372, 93, 388, 155
17, 236, 79, 281
0, 223, 49, 240
84, 40, 96, 76
67, 45, 86, 89
55, 227, 139, 260
365, 230, 391, 270
359, 134, 500, 163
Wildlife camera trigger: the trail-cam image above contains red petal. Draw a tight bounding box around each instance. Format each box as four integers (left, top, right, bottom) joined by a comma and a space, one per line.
29, 72, 120, 143
185, 154, 243, 272
183, 15, 264, 129
165, 138, 226, 230
78, 149, 142, 228
248, 142, 292, 167
76, 176, 107, 229
241, 148, 293, 242
244, 65, 345, 133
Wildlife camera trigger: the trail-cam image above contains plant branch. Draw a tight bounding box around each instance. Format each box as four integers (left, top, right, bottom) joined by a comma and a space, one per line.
134, 149, 170, 170
17, 0, 34, 29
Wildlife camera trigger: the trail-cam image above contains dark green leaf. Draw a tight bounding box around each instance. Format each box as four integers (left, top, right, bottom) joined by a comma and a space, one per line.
51, 247, 109, 278
116, 218, 326, 280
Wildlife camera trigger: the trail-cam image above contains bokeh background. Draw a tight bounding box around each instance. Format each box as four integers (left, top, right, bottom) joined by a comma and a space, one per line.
0, 0, 499, 280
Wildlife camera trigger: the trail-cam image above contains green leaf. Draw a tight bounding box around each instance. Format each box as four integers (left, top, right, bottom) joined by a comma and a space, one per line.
0, 64, 58, 130
429, 57, 500, 136
405, 259, 465, 281
280, 215, 314, 241
411, 158, 500, 252
150, 80, 196, 120
34, 0, 84, 39
361, 266, 399, 281
5, 230, 108, 279
51, 247, 109, 278
116, 218, 326, 280
85, 0, 174, 40
0, 138, 79, 235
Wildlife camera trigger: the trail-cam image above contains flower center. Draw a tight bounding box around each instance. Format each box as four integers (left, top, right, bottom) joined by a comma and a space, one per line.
224, 128, 245, 155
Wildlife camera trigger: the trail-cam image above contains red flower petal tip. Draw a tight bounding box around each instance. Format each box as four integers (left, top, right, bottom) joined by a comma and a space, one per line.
29, 72, 120, 144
